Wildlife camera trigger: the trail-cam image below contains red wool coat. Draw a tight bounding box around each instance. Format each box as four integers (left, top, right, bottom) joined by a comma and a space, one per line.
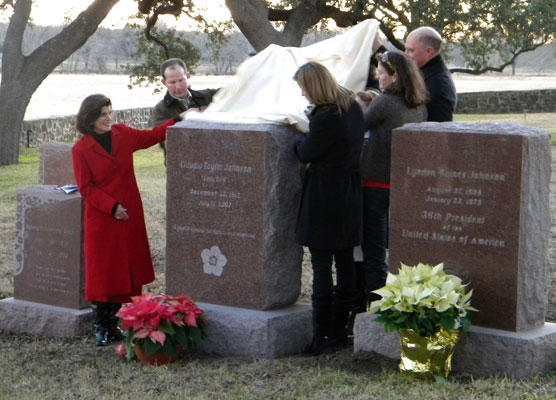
72, 120, 173, 302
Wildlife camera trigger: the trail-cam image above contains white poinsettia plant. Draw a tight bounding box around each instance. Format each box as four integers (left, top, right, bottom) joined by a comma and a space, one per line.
368, 263, 478, 337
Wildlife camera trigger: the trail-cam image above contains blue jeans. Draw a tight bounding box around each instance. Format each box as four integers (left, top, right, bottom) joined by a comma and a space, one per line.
361, 187, 390, 293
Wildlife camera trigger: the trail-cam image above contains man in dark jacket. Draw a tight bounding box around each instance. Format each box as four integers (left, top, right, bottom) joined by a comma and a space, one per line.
151, 58, 218, 163
405, 27, 457, 122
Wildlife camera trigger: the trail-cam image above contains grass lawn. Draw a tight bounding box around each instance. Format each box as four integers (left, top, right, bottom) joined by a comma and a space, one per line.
0, 114, 555, 399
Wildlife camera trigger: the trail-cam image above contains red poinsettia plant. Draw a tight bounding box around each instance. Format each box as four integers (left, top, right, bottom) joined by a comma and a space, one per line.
114, 292, 206, 362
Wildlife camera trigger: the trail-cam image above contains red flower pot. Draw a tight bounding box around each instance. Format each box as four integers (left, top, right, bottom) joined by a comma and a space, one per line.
134, 345, 183, 365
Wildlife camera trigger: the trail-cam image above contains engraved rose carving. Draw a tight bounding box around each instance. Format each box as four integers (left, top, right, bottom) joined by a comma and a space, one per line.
201, 246, 227, 277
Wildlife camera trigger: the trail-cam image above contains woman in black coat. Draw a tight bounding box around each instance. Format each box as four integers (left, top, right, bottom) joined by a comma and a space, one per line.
292, 62, 365, 356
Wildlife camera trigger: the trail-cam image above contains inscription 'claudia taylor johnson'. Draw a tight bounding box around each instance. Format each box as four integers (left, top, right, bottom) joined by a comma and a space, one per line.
406, 167, 506, 182
180, 161, 252, 174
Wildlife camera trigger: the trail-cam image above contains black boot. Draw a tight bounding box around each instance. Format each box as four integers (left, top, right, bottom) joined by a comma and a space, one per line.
332, 289, 356, 347
347, 263, 367, 336
302, 299, 336, 356
92, 302, 109, 346
107, 303, 125, 342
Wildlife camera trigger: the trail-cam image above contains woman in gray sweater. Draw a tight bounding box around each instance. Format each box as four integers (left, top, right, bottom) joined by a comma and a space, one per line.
358, 50, 428, 309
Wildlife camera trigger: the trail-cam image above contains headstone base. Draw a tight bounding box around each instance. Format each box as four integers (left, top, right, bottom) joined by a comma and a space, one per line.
196, 302, 312, 358
0, 298, 93, 338
353, 313, 556, 378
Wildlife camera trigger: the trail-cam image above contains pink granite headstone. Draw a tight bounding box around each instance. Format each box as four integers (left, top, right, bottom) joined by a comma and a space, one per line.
388, 122, 551, 332
38, 142, 75, 185
165, 121, 304, 310
14, 185, 86, 309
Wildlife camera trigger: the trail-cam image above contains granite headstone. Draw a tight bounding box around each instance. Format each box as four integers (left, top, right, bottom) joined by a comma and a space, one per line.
353, 122, 555, 378
388, 122, 551, 331
13, 185, 86, 309
165, 121, 304, 310
38, 142, 75, 185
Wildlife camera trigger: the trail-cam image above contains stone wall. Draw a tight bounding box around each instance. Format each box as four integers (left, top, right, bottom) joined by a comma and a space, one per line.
20, 107, 152, 148
457, 89, 556, 114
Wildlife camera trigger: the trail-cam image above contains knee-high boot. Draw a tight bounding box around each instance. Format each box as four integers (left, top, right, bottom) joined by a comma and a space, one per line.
347, 263, 367, 335
92, 302, 109, 347
107, 303, 125, 342
333, 289, 356, 345
303, 297, 335, 356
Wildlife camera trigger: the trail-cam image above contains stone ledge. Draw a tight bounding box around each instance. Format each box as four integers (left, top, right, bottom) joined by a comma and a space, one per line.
353, 312, 556, 378
0, 298, 93, 338
196, 302, 312, 358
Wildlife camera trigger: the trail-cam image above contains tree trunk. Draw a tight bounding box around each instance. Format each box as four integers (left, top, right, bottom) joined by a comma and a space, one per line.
225, 0, 320, 51
0, 82, 30, 165
0, 0, 120, 166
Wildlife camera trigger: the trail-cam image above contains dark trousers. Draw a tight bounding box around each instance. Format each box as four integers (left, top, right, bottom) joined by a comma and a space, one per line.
309, 247, 356, 339
361, 187, 390, 294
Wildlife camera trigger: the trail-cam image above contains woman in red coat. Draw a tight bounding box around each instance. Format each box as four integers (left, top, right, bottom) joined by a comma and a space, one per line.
72, 94, 184, 346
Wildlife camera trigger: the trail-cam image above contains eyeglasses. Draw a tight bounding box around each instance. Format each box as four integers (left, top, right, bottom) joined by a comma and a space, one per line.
381, 52, 395, 72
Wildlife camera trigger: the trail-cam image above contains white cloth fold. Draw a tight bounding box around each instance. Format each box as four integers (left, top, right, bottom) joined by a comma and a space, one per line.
187, 19, 380, 132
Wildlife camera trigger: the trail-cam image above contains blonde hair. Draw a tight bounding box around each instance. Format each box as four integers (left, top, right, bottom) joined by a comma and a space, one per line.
356, 89, 381, 107
293, 62, 355, 113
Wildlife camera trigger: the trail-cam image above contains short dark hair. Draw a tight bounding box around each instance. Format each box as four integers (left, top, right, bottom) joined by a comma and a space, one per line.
160, 58, 188, 79
75, 94, 112, 135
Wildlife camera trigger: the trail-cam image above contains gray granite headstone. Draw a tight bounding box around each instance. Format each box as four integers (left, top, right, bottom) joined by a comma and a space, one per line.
196, 302, 312, 358
38, 142, 75, 185
165, 121, 304, 310
14, 185, 86, 309
388, 122, 551, 332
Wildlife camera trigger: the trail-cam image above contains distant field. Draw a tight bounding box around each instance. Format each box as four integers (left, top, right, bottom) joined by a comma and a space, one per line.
455, 113, 556, 133
22, 73, 556, 120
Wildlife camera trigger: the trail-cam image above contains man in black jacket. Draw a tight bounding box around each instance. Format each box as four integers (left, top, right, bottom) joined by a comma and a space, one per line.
151, 58, 218, 163
405, 27, 457, 122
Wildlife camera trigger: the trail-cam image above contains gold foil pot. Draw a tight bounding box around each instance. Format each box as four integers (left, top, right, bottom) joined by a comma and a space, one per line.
399, 328, 460, 380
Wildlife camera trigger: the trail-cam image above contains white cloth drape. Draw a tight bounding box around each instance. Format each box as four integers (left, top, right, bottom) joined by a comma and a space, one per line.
187, 19, 380, 132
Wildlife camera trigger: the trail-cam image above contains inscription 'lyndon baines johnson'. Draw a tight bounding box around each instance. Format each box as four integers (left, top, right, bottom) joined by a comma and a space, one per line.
407, 166, 506, 182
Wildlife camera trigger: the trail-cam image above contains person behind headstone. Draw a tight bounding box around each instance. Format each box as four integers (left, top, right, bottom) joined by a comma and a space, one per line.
405, 26, 457, 122
349, 88, 380, 327
356, 89, 381, 114
292, 62, 365, 356
359, 51, 428, 312
72, 94, 187, 347
151, 58, 219, 164
365, 34, 388, 90
245, 51, 257, 61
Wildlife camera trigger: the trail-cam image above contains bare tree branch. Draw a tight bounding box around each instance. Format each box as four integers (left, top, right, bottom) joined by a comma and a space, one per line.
142, 0, 184, 59
449, 40, 549, 75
